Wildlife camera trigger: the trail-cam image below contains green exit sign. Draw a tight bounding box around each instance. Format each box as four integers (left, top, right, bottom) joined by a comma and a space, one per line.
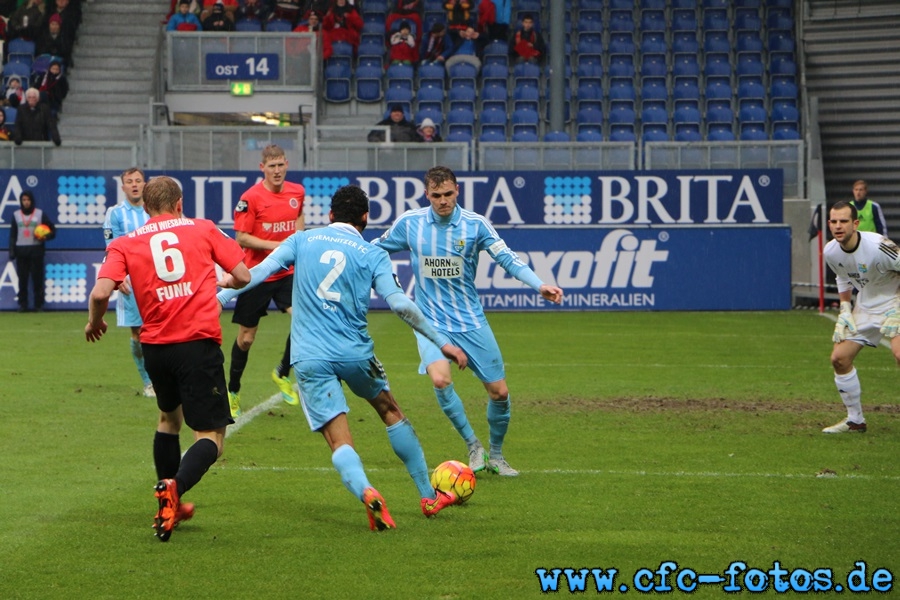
230, 82, 254, 96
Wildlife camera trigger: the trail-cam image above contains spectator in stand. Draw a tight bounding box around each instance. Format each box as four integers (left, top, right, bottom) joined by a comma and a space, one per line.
14, 87, 60, 146
323, 0, 362, 53
203, 1, 235, 30
36, 14, 73, 68
444, 0, 472, 43
8, 0, 45, 41
442, 25, 484, 72
416, 117, 442, 142
477, 0, 509, 42
508, 13, 545, 65
167, 0, 202, 30
388, 20, 417, 66
33, 58, 68, 118
235, 0, 270, 24
367, 104, 418, 142
420, 22, 447, 65
294, 11, 332, 60
47, 0, 78, 45
5, 75, 26, 108
200, 0, 237, 21
0, 110, 12, 142
385, 0, 423, 45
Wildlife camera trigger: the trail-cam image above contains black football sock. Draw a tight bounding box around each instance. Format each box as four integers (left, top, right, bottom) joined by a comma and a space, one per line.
175, 438, 219, 497
276, 335, 292, 379
229, 340, 249, 393
153, 431, 182, 481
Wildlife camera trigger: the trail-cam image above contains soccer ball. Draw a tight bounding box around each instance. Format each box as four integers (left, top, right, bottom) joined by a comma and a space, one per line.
430, 460, 476, 504
33, 224, 51, 241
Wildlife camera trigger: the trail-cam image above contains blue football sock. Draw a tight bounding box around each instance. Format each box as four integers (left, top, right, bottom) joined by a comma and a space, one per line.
386, 418, 433, 499
331, 444, 369, 501
487, 396, 511, 458
434, 384, 477, 445
131, 338, 151, 386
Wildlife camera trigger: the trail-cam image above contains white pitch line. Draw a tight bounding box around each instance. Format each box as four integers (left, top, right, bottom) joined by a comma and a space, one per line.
212, 464, 900, 481
225, 393, 284, 438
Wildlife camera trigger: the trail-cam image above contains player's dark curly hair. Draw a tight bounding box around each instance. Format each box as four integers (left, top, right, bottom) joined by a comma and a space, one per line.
330, 185, 369, 229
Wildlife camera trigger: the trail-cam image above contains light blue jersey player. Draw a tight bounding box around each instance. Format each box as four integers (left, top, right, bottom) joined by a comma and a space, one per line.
374, 166, 564, 477
217, 185, 466, 530
102, 168, 154, 397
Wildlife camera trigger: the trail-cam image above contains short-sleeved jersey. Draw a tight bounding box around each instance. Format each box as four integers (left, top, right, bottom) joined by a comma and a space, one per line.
99, 216, 246, 345
265, 222, 403, 364
374, 205, 535, 332
233, 180, 305, 282
824, 231, 900, 314
103, 201, 150, 246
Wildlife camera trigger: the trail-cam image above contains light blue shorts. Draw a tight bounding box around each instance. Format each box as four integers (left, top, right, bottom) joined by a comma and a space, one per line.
415, 326, 505, 384
115, 291, 143, 328
294, 357, 390, 432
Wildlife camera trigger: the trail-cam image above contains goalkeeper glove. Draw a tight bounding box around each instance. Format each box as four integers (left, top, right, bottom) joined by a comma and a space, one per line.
880, 307, 900, 339
833, 301, 857, 343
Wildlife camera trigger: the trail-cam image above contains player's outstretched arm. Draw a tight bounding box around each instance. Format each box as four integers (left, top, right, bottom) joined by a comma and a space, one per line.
217, 255, 280, 305
85, 278, 116, 342
385, 291, 468, 370
540, 284, 564, 304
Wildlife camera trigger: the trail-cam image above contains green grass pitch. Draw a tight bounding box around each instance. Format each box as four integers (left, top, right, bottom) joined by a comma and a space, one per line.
1, 310, 897, 598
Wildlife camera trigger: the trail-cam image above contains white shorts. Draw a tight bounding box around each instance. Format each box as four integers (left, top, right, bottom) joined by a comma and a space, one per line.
846, 309, 887, 348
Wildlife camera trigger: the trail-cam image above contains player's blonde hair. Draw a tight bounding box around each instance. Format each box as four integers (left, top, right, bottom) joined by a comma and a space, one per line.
143, 176, 181, 214
261, 144, 285, 163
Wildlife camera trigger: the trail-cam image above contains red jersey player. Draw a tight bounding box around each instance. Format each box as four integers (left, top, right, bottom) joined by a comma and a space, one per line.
227, 144, 306, 417
85, 176, 251, 541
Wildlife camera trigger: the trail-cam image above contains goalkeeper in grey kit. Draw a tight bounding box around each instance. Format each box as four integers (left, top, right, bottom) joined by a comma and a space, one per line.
822, 201, 900, 434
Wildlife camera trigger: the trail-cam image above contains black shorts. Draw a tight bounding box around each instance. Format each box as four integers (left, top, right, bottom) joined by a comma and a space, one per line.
231, 275, 293, 328
143, 339, 234, 431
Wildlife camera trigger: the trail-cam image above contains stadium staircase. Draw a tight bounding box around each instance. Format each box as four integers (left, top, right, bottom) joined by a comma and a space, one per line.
57, 0, 169, 143
804, 0, 900, 232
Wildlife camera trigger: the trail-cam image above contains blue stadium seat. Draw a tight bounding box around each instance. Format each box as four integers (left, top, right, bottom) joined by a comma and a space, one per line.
608, 100, 636, 124
641, 54, 667, 78
577, 127, 604, 142
511, 129, 539, 142
739, 100, 767, 125
544, 130, 571, 142
513, 84, 540, 112
234, 18, 263, 31
578, 9, 603, 33
446, 128, 474, 142
704, 53, 731, 78
672, 31, 699, 54
734, 8, 762, 31
482, 80, 508, 103
707, 123, 735, 141
608, 78, 637, 103
773, 122, 800, 140
641, 31, 666, 55
512, 61, 541, 88
608, 9, 635, 33
740, 123, 768, 141
607, 31, 635, 55
641, 77, 668, 102
324, 63, 351, 102
673, 54, 700, 78
673, 77, 701, 103
772, 103, 799, 126
642, 123, 669, 142
703, 8, 729, 31
448, 85, 476, 112
736, 52, 765, 80
738, 78, 766, 102
355, 63, 383, 102
768, 31, 795, 53
675, 123, 702, 142
641, 0, 666, 8
417, 62, 445, 87
610, 124, 636, 142
705, 77, 732, 101
265, 18, 293, 32
640, 9, 666, 32
446, 107, 476, 137
671, 0, 698, 7
671, 9, 698, 32
736, 31, 764, 54
480, 128, 507, 143
608, 54, 635, 78
704, 31, 730, 54
771, 77, 798, 101
511, 107, 540, 137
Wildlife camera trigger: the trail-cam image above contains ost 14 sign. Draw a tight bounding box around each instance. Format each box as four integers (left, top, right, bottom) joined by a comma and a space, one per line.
206, 53, 279, 80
